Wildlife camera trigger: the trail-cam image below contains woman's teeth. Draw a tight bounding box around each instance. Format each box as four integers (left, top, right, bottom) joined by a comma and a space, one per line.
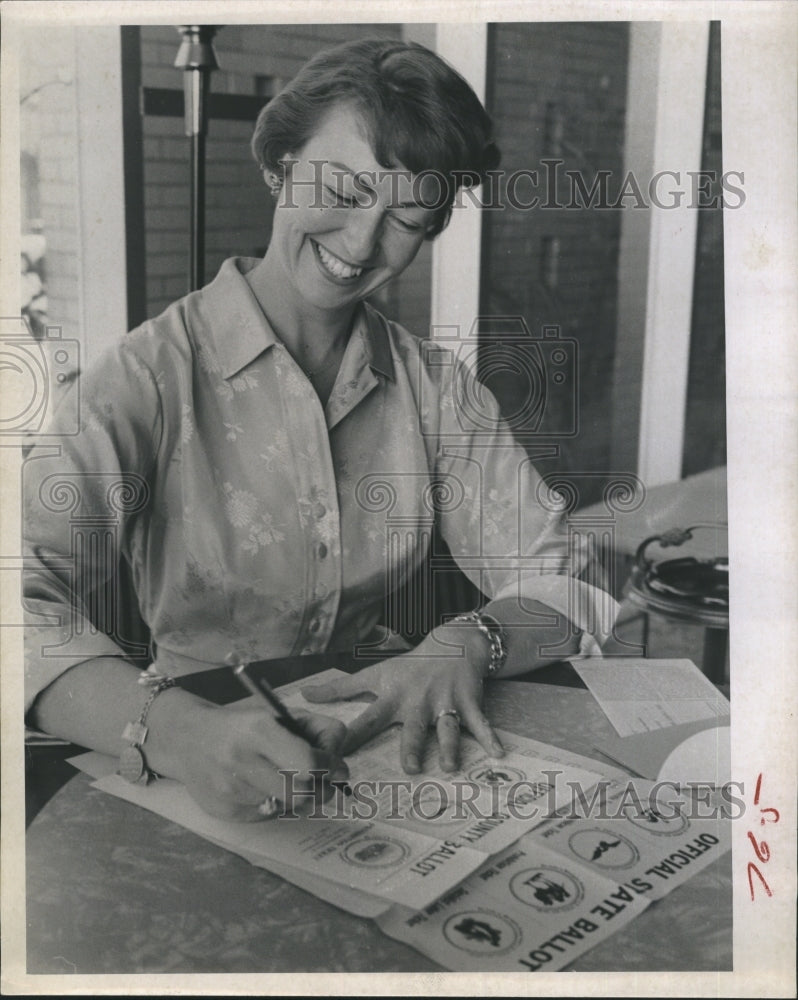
316, 242, 363, 279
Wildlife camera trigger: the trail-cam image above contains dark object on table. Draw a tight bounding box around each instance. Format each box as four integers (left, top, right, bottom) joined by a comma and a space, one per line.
627, 524, 729, 682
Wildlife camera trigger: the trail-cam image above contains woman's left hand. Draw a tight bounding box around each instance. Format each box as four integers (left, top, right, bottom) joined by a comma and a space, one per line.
301, 634, 505, 773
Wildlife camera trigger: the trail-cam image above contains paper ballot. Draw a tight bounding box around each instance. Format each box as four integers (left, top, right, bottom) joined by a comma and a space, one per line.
71, 672, 731, 969
571, 657, 729, 737
530, 778, 732, 902
377, 838, 650, 972
377, 778, 731, 971
76, 669, 613, 913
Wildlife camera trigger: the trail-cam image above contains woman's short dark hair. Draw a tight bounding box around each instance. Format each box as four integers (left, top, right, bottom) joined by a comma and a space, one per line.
251, 37, 500, 238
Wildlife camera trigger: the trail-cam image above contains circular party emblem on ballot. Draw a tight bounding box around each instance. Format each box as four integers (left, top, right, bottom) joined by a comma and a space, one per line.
467, 764, 526, 786
626, 804, 689, 836
567, 828, 640, 869
509, 865, 585, 912
443, 909, 522, 955
341, 835, 411, 869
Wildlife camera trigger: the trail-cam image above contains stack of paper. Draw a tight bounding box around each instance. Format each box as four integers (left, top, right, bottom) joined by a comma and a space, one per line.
570, 657, 729, 738
72, 670, 616, 917
71, 668, 731, 968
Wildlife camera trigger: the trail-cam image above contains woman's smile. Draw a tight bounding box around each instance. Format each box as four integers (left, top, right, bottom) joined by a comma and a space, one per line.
311, 238, 368, 282
260, 103, 435, 315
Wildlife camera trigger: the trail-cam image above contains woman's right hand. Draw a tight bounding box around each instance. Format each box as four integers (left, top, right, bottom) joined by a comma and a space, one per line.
161, 699, 349, 823
29, 656, 349, 824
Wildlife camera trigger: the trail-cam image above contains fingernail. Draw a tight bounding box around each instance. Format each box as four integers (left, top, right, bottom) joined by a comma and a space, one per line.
406, 754, 420, 773
492, 742, 505, 756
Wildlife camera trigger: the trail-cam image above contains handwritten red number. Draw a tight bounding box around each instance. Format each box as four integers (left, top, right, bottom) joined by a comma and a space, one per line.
747, 862, 773, 901
748, 773, 778, 902
747, 830, 771, 863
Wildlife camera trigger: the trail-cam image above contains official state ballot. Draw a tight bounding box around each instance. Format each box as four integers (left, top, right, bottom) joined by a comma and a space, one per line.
377, 778, 731, 971
377, 838, 650, 972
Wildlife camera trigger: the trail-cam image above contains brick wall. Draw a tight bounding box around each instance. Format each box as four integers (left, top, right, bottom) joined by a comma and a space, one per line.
19, 27, 81, 345
481, 22, 630, 501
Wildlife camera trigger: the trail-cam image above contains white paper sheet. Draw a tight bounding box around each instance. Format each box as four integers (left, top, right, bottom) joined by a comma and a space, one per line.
70, 749, 391, 917
377, 776, 731, 971
74, 669, 618, 915
529, 778, 732, 901
570, 657, 730, 736
377, 838, 650, 971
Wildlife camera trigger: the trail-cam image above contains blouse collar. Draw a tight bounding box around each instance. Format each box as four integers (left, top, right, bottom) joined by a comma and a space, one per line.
200, 257, 395, 383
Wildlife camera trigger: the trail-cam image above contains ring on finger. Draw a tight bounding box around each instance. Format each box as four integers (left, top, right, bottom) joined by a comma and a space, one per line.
435, 708, 461, 726
257, 795, 282, 819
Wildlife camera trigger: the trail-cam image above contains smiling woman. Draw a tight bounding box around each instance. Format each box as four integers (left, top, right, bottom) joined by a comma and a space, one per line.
247, 103, 436, 368
245, 38, 499, 400
22, 37, 616, 826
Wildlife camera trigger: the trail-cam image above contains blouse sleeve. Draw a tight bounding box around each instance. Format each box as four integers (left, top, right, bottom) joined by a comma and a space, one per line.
22, 335, 163, 716
432, 354, 619, 655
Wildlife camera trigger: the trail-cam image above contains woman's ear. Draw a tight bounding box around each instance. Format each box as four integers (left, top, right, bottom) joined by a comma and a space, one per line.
263, 169, 282, 197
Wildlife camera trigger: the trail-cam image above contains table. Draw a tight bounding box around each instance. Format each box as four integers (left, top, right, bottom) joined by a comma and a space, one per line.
26, 662, 732, 974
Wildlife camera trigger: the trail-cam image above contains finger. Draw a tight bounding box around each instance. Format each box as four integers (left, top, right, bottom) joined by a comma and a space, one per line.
188, 763, 288, 824
400, 710, 431, 774
301, 671, 377, 704
290, 709, 348, 757
460, 704, 505, 758
188, 786, 283, 824
340, 699, 396, 755
257, 712, 349, 804
254, 794, 283, 821
435, 712, 462, 772
241, 756, 339, 819
291, 712, 350, 790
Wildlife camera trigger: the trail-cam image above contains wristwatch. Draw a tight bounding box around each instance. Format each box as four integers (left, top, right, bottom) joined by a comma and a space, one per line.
118, 668, 176, 784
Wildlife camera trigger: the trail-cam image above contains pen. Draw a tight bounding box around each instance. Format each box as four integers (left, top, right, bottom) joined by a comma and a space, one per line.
227, 654, 309, 740
225, 654, 352, 795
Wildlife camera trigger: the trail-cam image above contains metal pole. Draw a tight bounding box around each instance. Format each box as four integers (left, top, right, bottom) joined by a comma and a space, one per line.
174, 25, 219, 291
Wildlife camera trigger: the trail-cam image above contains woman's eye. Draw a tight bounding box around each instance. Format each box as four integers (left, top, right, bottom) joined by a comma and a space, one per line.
324, 185, 354, 207
392, 216, 423, 233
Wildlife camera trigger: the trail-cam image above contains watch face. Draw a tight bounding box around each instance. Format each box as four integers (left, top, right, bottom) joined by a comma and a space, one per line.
118, 745, 147, 784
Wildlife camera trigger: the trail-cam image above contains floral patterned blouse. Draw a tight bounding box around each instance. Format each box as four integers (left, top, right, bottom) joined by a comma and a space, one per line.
23, 257, 616, 712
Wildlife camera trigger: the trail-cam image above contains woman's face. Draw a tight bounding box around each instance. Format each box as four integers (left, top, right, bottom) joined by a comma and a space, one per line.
268, 102, 439, 314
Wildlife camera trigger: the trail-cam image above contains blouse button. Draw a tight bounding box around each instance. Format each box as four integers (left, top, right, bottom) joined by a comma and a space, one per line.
317, 542, 328, 559
313, 503, 327, 519
309, 618, 321, 633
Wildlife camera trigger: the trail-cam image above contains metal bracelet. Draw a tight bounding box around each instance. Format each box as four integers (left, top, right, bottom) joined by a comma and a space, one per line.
118, 667, 176, 785
448, 610, 508, 676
